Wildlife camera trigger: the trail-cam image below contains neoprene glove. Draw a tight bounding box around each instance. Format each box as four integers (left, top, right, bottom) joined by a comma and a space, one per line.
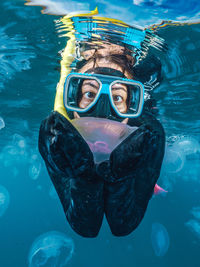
96, 125, 155, 182
102, 114, 165, 236
39, 111, 95, 178
96, 112, 165, 184
38, 111, 104, 237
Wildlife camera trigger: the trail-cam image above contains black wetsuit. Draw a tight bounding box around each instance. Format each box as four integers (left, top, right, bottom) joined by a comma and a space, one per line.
38, 111, 165, 237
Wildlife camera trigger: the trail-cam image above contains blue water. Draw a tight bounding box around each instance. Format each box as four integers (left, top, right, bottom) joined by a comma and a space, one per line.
0, 1, 200, 266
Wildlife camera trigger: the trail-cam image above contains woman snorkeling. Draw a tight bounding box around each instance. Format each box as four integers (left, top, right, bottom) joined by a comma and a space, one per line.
38, 14, 165, 237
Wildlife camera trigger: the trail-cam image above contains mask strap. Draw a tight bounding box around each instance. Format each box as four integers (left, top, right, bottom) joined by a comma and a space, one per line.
85, 67, 125, 77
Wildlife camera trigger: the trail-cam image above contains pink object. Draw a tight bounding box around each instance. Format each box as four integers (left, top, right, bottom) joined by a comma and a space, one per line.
71, 117, 137, 163
87, 141, 111, 154
154, 184, 167, 195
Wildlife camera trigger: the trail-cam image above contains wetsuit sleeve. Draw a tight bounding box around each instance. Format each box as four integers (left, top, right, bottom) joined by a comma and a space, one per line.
38, 111, 104, 237
103, 113, 165, 236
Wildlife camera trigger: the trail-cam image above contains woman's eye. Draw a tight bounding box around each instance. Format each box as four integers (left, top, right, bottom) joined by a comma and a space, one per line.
113, 95, 123, 103
84, 91, 96, 99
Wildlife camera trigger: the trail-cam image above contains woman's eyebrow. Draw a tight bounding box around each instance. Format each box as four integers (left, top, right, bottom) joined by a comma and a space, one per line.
112, 87, 127, 93
82, 82, 99, 90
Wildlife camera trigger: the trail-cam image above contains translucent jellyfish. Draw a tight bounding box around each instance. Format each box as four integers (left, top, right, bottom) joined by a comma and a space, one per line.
0, 117, 5, 130
29, 154, 42, 180
1, 144, 25, 168
0, 134, 29, 171
172, 137, 200, 157
1, 145, 18, 167
185, 220, 200, 239
162, 147, 185, 173
185, 206, 200, 239
12, 134, 27, 152
28, 231, 74, 267
71, 117, 137, 163
29, 164, 41, 180
0, 185, 10, 217
190, 207, 200, 220
151, 223, 170, 257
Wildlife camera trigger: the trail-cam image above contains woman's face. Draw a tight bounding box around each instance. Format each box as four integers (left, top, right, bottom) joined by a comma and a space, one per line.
73, 57, 132, 122
79, 79, 128, 113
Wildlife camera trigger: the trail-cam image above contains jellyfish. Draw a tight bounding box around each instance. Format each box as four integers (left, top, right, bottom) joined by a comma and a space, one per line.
162, 147, 185, 173
0, 185, 10, 217
172, 137, 200, 180
71, 117, 137, 163
29, 164, 41, 180
151, 223, 170, 257
28, 231, 74, 267
185, 206, 200, 239
190, 207, 200, 220
185, 220, 200, 239
29, 154, 42, 180
1, 134, 28, 168
172, 137, 200, 157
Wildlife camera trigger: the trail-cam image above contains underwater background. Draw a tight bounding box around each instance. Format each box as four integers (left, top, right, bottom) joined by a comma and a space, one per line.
0, 0, 200, 266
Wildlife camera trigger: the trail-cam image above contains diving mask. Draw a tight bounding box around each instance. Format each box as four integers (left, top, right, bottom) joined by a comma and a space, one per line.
63, 73, 144, 118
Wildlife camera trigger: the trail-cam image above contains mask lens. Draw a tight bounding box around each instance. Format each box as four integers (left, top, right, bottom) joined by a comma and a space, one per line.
111, 82, 143, 116
65, 76, 100, 111
64, 73, 144, 118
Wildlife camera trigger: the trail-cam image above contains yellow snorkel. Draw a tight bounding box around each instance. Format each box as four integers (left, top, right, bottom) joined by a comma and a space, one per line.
54, 8, 99, 120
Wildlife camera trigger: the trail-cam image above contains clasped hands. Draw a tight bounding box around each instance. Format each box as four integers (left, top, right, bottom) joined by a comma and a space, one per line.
39, 111, 155, 183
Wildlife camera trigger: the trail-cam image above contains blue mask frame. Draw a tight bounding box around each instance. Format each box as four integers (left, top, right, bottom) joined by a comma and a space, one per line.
63, 72, 144, 118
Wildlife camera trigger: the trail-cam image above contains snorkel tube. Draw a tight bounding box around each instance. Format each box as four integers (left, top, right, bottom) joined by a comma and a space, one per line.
54, 8, 99, 120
